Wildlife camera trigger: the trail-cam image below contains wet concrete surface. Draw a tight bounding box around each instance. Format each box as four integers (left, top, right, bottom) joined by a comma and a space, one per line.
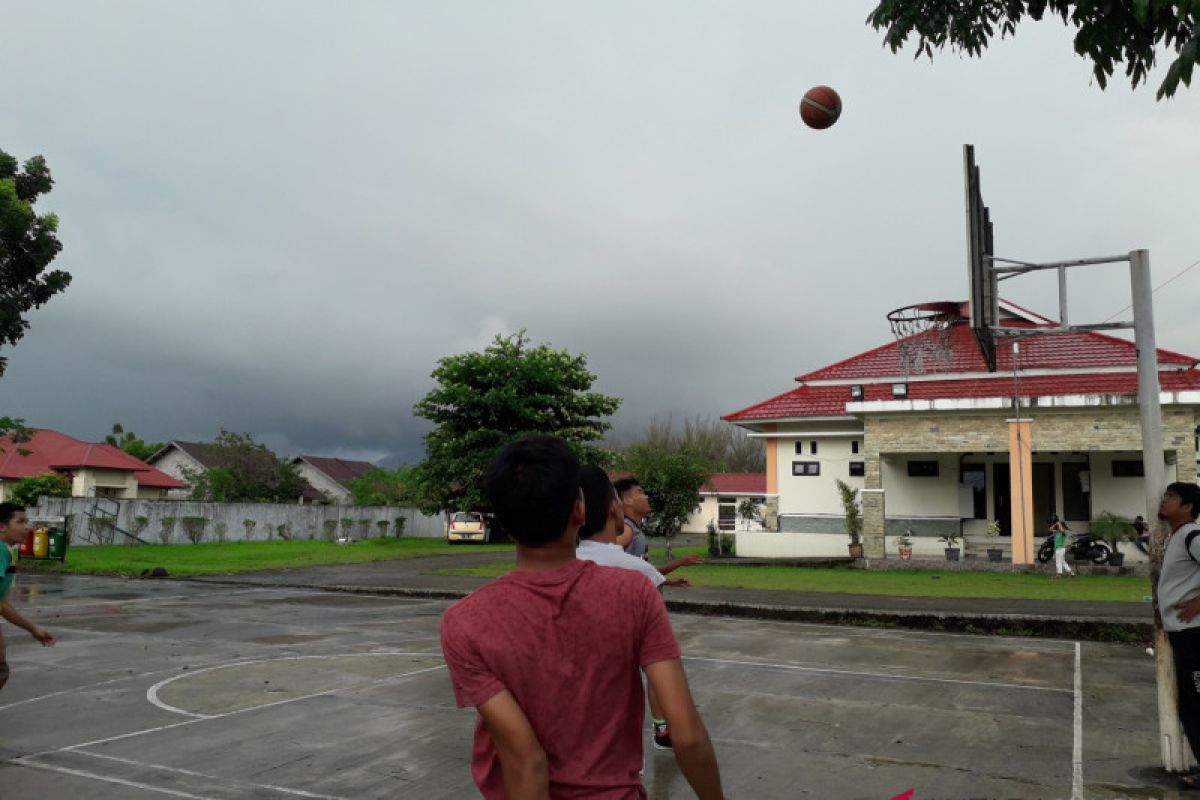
0, 572, 1182, 799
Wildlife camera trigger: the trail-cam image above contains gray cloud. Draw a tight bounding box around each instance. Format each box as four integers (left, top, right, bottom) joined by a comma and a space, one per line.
2, 2, 1198, 462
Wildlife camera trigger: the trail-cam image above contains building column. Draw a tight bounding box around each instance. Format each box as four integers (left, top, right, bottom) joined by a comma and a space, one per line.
1008, 418, 1035, 565
764, 423, 779, 531
862, 452, 885, 559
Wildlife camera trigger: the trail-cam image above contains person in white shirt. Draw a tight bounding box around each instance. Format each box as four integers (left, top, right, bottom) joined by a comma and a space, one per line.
577, 465, 699, 750
1154, 481, 1200, 790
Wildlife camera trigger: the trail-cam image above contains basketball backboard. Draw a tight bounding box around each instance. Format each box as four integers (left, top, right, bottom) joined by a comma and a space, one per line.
964, 144, 998, 371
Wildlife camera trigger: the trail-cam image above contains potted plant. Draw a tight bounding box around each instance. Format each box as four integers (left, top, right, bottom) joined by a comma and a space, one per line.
939, 530, 961, 561
985, 520, 1004, 562
1090, 511, 1132, 567
897, 528, 913, 560
835, 479, 864, 558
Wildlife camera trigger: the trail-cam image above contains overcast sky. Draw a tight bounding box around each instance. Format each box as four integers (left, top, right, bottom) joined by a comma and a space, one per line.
2, 2, 1198, 464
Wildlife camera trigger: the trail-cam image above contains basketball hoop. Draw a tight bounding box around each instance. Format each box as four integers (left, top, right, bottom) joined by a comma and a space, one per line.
887, 301, 961, 374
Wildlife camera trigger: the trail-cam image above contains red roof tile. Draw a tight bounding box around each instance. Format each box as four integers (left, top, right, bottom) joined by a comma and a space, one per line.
701, 473, 767, 495
0, 429, 184, 489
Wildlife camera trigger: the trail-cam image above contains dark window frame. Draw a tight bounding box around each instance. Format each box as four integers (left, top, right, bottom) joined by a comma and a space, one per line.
848, 461, 865, 477
792, 461, 820, 477
1112, 459, 1144, 478
907, 460, 940, 478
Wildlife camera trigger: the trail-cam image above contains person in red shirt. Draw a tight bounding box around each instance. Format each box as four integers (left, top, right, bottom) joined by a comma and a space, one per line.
440, 436, 724, 799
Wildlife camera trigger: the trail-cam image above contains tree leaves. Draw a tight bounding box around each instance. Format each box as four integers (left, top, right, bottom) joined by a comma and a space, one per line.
866, 0, 1198, 98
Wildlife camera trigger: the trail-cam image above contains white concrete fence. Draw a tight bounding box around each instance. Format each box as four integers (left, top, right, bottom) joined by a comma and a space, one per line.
33, 497, 445, 545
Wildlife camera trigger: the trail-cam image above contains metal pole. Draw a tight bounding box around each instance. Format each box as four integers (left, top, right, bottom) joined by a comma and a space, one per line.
1131, 249, 1187, 771
1057, 266, 1068, 327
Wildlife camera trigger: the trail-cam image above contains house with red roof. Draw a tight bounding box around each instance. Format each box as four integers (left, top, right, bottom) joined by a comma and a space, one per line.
684, 472, 768, 533
722, 300, 1200, 561
0, 429, 184, 501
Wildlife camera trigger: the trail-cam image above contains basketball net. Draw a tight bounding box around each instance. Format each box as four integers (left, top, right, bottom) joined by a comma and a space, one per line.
887, 302, 959, 375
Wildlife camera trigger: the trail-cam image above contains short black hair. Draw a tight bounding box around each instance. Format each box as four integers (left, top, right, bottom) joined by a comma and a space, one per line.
613, 476, 640, 500
579, 465, 616, 539
484, 436, 581, 546
1168, 482, 1200, 521
0, 502, 26, 526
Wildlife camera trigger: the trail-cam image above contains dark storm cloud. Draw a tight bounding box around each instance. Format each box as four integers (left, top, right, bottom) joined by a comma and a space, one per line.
1, 1, 1197, 462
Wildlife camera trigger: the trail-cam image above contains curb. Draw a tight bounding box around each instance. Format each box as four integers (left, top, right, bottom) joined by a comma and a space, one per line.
185, 576, 1151, 642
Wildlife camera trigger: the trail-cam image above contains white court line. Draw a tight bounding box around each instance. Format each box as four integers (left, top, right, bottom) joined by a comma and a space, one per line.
146, 651, 441, 718
71, 750, 349, 800
685, 655, 1073, 694
12, 758, 211, 799
0, 671, 161, 713
14, 661, 448, 757
700, 615, 1080, 649
1073, 641, 1083, 800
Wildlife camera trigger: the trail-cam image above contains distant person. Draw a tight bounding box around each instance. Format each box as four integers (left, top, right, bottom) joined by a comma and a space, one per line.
578, 465, 693, 752
1152, 482, 1200, 790
0, 503, 56, 692
1133, 515, 1150, 555
614, 476, 705, 575
1048, 514, 1074, 578
440, 437, 724, 799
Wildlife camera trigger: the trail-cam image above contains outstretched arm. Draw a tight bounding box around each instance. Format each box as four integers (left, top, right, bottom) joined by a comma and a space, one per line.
658, 554, 704, 575
616, 522, 634, 549
0, 602, 55, 645
644, 658, 723, 799
477, 690, 549, 800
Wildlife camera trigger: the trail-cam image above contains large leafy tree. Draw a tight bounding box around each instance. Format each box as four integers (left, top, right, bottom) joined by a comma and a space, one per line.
105, 423, 163, 462
617, 444, 711, 540
867, 1, 1199, 99
413, 331, 621, 514
10, 472, 72, 507
348, 465, 418, 507
183, 430, 309, 503
0, 149, 72, 376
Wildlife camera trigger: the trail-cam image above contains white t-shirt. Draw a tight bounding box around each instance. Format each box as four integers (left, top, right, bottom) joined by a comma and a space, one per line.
577, 538, 665, 589
1158, 521, 1200, 632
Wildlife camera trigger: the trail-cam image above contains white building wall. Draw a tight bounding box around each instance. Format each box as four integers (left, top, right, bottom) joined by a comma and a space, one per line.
776, 432, 866, 516
881, 455, 962, 518
295, 462, 352, 503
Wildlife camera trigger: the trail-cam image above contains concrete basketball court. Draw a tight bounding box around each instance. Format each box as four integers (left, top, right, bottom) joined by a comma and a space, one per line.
0, 573, 1178, 799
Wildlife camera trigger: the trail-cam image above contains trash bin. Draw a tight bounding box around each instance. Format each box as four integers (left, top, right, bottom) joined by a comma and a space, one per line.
18, 531, 34, 558
47, 527, 67, 561
32, 528, 49, 559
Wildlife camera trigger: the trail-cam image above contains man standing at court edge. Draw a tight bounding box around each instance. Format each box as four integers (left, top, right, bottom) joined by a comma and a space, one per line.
440, 436, 725, 799
1154, 482, 1200, 791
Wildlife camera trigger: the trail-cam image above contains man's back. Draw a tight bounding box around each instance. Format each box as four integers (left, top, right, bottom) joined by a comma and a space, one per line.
441, 559, 680, 799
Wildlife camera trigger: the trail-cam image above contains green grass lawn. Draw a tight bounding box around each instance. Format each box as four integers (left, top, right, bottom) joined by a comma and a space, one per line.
18, 538, 515, 577
431, 555, 1151, 602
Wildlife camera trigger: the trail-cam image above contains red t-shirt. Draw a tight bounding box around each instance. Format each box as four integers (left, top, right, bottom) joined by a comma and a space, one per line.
440, 558, 681, 799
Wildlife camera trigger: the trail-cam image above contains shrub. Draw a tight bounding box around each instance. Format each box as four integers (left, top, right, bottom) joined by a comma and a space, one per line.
707, 520, 720, 556
214, 521, 228, 543
159, 516, 177, 545
719, 532, 736, 556
322, 520, 338, 541
835, 479, 863, 545
394, 517, 406, 537
88, 517, 117, 545
357, 519, 372, 538
181, 516, 208, 545
376, 520, 390, 538
242, 519, 257, 540
340, 519, 354, 538
276, 523, 292, 540
131, 515, 151, 540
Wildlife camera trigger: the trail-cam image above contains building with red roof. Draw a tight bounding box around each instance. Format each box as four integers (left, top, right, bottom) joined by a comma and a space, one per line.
683, 472, 768, 533
0, 429, 184, 502
722, 301, 1200, 561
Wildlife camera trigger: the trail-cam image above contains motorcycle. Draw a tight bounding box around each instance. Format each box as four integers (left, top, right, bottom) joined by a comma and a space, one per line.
1036, 531, 1112, 565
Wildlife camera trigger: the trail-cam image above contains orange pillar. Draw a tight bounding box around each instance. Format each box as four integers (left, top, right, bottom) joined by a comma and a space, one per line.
1008, 418, 1035, 565
765, 423, 778, 496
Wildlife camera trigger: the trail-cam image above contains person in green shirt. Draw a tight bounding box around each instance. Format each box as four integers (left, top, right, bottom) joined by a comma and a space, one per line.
1, 503, 56, 691
1049, 513, 1074, 578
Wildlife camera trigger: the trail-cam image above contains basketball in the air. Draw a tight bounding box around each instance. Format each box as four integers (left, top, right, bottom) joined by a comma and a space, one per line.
799, 86, 842, 130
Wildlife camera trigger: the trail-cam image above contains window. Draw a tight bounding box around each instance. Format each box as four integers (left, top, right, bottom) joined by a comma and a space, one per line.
907, 460, 939, 477
792, 461, 820, 476
718, 500, 736, 531
851, 440, 860, 454
848, 461, 865, 477
850, 384, 864, 400
960, 463, 986, 520
1112, 459, 1144, 477
795, 441, 804, 455
892, 382, 908, 398
1062, 463, 1091, 520
810, 441, 818, 455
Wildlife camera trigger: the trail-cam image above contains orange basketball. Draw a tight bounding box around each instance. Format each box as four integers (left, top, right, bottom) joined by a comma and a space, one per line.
800, 86, 842, 130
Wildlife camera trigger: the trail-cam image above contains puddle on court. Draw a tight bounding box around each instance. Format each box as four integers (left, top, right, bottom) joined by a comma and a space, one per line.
248, 634, 329, 645
259, 594, 420, 607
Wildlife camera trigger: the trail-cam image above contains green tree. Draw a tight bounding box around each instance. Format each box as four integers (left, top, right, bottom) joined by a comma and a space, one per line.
0, 150, 72, 376
182, 430, 308, 503
618, 444, 711, 540
105, 423, 163, 462
867, 0, 1199, 99
348, 466, 417, 506
9, 471, 72, 506
412, 331, 620, 514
